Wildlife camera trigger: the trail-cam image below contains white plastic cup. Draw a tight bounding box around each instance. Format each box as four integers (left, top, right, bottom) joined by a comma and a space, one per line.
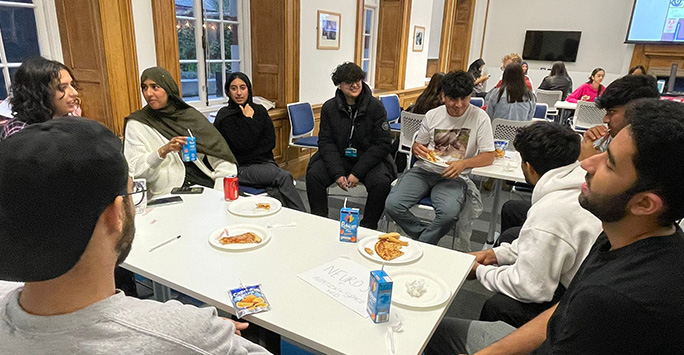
657, 80, 666, 93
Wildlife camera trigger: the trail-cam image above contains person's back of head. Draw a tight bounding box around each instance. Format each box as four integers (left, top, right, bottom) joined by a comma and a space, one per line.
0, 117, 128, 282
441, 71, 473, 99
596, 75, 659, 110
413, 72, 446, 114
513, 122, 580, 177
502, 53, 522, 65
623, 99, 684, 226
550, 61, 568, 77
467, 59, 485, 77
499, 63, 531, 103
628, 65, 647, 75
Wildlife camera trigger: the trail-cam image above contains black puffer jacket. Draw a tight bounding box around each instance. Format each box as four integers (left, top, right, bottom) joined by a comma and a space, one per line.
311, 82, 393, 180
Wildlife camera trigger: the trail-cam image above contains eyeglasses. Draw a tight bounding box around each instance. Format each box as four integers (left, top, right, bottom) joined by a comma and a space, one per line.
121, 180, 147, 207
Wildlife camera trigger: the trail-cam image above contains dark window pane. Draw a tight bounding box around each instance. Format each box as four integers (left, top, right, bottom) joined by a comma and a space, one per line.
4, 0, 33, 3
0, 7, 40, 62
180, 62, 199, 101
227, 61, 239, 73
207, 62, 223, 100
204, 0, 219, 20
175, 0, 194, 17
223, 0, 238, 21
224, 24, 239, 60
362, 60, 369, 74
1, 67, 19, 101
206, 21, 221, 60
364, 9, 372, 35
363, 36, 370, 59
177, 19, 196, 60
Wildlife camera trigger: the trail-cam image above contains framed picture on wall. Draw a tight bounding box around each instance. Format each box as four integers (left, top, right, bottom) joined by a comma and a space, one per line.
317, 10, 341, 50
413, 26, 425, 52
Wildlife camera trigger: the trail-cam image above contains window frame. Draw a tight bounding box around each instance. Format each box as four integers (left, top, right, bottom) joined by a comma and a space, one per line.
177, 0, 252, 111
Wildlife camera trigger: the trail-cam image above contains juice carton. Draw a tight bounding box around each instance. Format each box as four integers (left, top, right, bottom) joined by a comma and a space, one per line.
367, 269, 393, 323
339, 207, 359, 243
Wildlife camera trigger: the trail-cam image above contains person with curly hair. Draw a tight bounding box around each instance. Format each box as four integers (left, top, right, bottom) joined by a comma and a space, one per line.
0, 56, 79, 141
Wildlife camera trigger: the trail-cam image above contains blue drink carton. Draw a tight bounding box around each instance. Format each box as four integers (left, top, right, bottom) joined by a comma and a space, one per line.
182, 136, 197, 162
339, 207, 359, 243
367, 270, 393, 323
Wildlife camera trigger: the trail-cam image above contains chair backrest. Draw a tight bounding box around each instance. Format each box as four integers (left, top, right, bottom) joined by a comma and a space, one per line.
286, 102, 315, 138
491, 118, 535, 148
399, 111, 425, 150
379, 94, 401, 122
533, 103, 548, 119
470, 97, 484, 108
573, 100, 606, 131
535, 89, 563, 110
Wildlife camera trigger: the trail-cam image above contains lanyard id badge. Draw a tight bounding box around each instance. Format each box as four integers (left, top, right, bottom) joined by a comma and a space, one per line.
344, 147, 358, 157
345, 107, 359, 158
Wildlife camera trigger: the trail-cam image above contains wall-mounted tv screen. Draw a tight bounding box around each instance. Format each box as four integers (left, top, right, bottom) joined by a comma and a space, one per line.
626, 0, 684, 43
522, 30, 581, 62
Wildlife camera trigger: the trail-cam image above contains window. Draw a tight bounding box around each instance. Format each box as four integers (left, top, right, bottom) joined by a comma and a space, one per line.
361, 3, 378, 88
175, 0, 251, 107
0, 0, 60, 100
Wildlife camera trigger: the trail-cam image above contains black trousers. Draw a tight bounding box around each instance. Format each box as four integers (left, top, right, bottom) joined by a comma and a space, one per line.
494, 200, 531, 247
306, 157, 394, 230
479, 285, 566, 328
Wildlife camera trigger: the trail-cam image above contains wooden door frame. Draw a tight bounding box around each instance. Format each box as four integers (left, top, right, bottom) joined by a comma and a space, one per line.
437, 0, 476, 72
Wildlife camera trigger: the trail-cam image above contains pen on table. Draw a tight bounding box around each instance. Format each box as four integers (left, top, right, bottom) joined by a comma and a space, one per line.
149, 235, 181, 252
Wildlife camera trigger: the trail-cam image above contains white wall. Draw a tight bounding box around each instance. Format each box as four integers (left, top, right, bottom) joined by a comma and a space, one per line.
427, 0, 444, 59
404, 0, 434, 88
299, 1, 358, 104
470, 0, 635, 90
131, 0, 157, 106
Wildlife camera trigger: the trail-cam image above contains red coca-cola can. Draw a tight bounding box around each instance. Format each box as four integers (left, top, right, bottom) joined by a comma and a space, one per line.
223, 175, 239, 201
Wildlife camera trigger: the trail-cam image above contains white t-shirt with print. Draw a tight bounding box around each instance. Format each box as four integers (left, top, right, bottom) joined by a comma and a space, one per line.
414, 104, 494, 174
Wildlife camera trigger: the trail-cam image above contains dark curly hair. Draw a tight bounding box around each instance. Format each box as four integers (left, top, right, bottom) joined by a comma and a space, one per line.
331, 62, 366, 86
595, 74, 659, 110
625, 98, 684, 225
513, 121, 580, 176
10, 56, 78, 125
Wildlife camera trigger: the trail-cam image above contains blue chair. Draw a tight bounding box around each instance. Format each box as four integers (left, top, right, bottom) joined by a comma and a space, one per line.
470, 97, 484, 107
533, 103, 548, 120
286, 102, 318, 149
380, 94, 402, 131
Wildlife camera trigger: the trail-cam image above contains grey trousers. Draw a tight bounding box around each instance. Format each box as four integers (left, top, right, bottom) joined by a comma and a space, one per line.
238, 161, 306, 212
424, 318, 516, 354
384, 168, 466, 245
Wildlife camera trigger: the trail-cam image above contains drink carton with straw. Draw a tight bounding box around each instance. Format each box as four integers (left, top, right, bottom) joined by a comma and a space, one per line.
182, 129, 197, 162
339, 198, 359, 243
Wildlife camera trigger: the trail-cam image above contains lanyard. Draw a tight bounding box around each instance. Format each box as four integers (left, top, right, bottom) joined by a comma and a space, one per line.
347, 106, 358, 147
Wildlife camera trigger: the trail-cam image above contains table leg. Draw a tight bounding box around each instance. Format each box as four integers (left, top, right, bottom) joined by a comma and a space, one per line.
486, 179, 503, 244
152, 281, 172, 302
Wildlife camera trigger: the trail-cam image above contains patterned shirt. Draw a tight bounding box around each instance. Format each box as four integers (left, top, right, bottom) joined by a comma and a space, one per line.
0, 118, 27, 141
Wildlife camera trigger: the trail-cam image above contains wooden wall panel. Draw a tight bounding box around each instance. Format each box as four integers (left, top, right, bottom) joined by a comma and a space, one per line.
426, 58, 439, 77
250, 0, 285, 107
630, 44, 684, 76
151, 0, 181, 86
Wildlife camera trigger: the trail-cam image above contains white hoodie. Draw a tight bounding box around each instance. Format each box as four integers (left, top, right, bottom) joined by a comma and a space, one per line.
476, 161, 602, 303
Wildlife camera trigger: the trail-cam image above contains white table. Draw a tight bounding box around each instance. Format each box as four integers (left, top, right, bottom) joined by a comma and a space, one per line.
122, 189, 475, 355
471, 158, 526, 245
554, 101, 577, 125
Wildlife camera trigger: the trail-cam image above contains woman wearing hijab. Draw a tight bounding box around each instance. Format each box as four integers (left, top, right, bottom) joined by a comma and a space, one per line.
213, 72, 305, 211
124, 66, 237, 199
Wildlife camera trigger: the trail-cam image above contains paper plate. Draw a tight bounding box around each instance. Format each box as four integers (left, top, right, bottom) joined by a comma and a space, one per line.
357, 235, 423, 265
209, 224, 271, 251
227, 196, 282, 217
387, 268, 451, 308
417, 154, 449, 168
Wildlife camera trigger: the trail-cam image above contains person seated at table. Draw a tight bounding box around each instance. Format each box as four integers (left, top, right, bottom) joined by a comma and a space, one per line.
566, 67, 605, 103
306, 62, 395, 229
384, 71, 495, 246
469, 122, 602, 328
628, 64, 646, 75
425, 98, 684, 355
0, 56, 79, 141
485, 63, 536, 121
214, 72, 306, 211
493, 53, 533, 91
124, 67, 237, 199
467, 59, 489, 98
538, 61, 573, 100
409, 72, 446, 114
0, 117, 271, 354
579, 74, 660, 161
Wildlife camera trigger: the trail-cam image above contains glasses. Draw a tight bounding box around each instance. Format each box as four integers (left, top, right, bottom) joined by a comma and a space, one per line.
121, 180, 147, 207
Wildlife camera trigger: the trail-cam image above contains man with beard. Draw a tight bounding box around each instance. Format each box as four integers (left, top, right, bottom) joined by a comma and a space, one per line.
425, 98, 684, 354
0, 118, 270, 354
468, 122, 602, 328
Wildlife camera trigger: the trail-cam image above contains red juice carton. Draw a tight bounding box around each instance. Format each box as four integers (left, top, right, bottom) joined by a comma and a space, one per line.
367, 270, 393, 323
339, 207, 359, 243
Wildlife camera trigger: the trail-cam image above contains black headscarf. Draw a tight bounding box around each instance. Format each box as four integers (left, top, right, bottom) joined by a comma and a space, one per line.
125, 67, 236, 164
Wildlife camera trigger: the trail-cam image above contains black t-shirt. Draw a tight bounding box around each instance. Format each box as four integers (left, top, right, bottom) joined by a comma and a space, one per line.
533, 228, 684, 354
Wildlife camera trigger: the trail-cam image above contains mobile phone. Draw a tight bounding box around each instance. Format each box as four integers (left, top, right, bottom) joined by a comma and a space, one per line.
171, 186, 204, 194
147, 196, 183, 207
